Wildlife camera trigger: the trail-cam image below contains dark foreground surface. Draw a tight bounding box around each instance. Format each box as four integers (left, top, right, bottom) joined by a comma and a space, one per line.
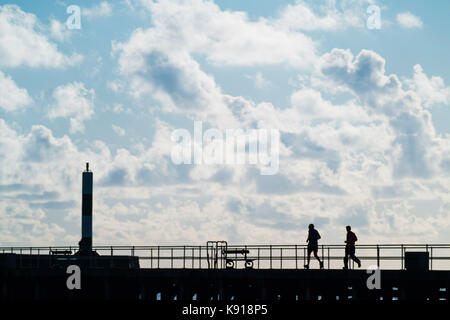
1, 268, 448, 301
1, 268, 448, 319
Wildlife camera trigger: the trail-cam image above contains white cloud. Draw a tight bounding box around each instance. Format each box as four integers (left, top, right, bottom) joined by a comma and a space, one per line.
0, 5, 82, 68
40, 1, 450, 245
82, 1, 113, 18
113, 103, 124, 113
397, 12, 423, 29
111, 103, 132, 114
320, 48, 403, 110
135, 0, 317, 68
405, 64, 450, 108
0, 71, 32, 111
48, 82, 95, 133
3, 0, 450, 247
49, 19, 70, 42
114, 39, 239, 128
290, 87, 369, 121
112, 0, 326, 128
112, 124, 126, 136
107, 80, 125, 93
319, 48, 442, 179
275, 0, 368, 32
247, 72, 271, 89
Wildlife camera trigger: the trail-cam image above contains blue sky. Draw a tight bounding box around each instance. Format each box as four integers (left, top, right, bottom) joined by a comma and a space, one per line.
1, 0, 450, 247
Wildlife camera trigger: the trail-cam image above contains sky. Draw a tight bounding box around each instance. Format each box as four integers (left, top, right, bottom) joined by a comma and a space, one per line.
1, 0, 450, 247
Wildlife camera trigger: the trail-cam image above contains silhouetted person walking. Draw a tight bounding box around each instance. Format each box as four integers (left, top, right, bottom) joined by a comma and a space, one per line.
343, 225, 361, 269
304, 224, 324, 269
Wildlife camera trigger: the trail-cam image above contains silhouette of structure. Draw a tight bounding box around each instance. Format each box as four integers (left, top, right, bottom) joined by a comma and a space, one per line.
77, 163, 94, 255
0, 165, 449, 301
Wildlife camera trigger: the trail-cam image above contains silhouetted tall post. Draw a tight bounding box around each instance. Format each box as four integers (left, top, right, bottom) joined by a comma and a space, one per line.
79, 163, 93, 254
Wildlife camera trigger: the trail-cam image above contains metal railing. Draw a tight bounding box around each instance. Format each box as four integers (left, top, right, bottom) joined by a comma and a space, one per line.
1, 243, 450, 270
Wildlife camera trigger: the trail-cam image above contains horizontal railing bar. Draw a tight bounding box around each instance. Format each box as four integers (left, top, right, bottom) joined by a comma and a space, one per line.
0, 244, 450, 250
3, 243, 450, 272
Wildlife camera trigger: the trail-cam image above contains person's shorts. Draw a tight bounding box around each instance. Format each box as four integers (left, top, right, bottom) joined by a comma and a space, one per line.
307, 245, 318, 254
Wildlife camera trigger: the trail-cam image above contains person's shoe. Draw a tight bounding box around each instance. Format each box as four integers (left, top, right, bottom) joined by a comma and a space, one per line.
342, 266, 348, 270
319, 261, 324, 269
357, 261, 361, 268
304, 264, 309, 269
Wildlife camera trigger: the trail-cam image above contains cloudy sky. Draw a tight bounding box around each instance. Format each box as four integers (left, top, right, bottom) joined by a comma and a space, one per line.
1, 0, 450, 247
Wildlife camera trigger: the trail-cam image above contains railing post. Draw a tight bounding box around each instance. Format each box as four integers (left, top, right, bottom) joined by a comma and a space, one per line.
270, 245, 272, 269
321, 245, 324, 267
258, 248, 260, 269
430, 247, 433, 270
328, 247, 330, 269
280, 248, 283, 269
303, 247, 306, 268
401, 245, 404, 270
199, 246, 202, 269
295, 245, 298, 269
377, 245, 380, 268
244, 245, 249, 270
183, 246, 186, 269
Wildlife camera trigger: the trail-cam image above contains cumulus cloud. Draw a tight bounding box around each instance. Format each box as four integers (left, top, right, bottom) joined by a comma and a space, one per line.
23, 125, 78, 163
82, 1, 113, 18
0, 71, 32, 111
0, 5, 82, 68
405, 64, 450, 108
0, 118, 252, 245
319, 48, 443, 179
275, 0, 368, 32
2, 0, 450, 247
290, 87, 368, 121
114, 41, 238, 127
112, 0, 322, 127
397, 12, 423, 29
134, 0, 317, 68
320, 48, 400, 99
48, 82, 95, 133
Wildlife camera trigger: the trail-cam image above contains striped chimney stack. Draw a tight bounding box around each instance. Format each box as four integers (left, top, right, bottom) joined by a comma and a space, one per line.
79, 162, 93, 253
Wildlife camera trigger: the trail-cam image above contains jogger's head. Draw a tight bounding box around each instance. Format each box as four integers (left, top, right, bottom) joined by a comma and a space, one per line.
308, 224, 314, 230
346, 225, 351, 232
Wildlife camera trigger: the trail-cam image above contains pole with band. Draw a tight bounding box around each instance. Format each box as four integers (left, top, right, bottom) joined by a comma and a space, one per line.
79, 162, 93, 254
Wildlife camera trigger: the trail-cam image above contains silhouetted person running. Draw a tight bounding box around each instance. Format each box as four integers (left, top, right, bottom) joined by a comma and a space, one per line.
304, 224, 324, 269
343, 225, 361, 269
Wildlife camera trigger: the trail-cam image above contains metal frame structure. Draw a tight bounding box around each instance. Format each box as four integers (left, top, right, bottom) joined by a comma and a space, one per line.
2, 243, 450, 270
